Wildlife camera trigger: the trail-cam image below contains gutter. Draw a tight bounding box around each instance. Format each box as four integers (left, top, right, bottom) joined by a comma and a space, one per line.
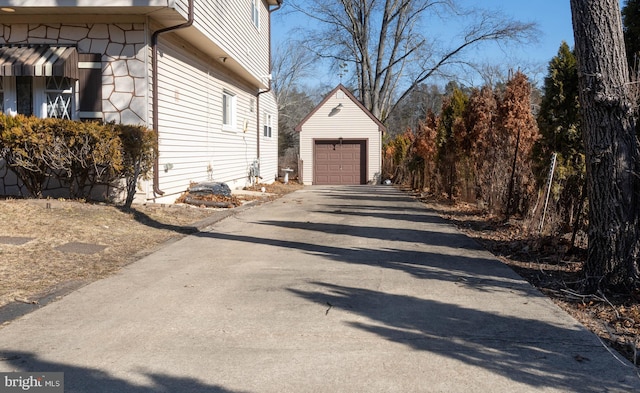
255, 0, 283, 170
151, 0, 194, 197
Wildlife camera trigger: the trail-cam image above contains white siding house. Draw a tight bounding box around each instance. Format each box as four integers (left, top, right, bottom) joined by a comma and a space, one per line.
296, 84, 385, 185
0, 0, 280, 203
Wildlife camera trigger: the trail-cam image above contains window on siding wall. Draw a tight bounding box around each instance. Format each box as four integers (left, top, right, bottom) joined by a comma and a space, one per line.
252, 0, 260, 29
222, 90, 237, 130
263, 112, 272, 138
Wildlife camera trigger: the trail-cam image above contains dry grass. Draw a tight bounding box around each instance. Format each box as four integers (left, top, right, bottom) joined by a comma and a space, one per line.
0, 181, 303, 309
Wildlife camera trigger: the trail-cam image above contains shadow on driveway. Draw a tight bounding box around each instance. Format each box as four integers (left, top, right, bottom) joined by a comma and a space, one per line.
191, 186, 637, 391
0, 351, 250, 393
289, 282, 611, 392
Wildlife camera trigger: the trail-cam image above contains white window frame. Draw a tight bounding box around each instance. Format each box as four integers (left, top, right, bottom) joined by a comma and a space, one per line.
263, 112, 272, 138
222, 90, 237, 131
45, 76, 75, 120
251, 0, 260, 29
0, 76, 76, 119
2, 77, 17, 116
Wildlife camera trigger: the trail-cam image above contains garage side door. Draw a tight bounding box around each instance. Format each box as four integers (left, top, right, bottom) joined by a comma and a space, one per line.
314, 140, 366, 185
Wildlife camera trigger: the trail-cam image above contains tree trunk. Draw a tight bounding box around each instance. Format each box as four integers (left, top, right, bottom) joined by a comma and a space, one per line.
570, 0, 640, 292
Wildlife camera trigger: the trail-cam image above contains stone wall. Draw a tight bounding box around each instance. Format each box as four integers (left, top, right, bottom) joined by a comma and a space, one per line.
0, 22, 149, 200
0, 23, 149, 125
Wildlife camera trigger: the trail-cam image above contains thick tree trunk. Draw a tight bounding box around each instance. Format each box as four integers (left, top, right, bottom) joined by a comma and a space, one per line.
570, 0, 640, 292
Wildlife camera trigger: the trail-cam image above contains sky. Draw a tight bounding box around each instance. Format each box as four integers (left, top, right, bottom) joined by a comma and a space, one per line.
271, 0, 578, 88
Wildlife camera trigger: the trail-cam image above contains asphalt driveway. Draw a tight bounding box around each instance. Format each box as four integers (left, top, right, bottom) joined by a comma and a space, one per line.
1, 185, 639, 392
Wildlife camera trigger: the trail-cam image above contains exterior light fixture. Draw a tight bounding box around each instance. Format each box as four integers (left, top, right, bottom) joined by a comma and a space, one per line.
329, 103, 343, 117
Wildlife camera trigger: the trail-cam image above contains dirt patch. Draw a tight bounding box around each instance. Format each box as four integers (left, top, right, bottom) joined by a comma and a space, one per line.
0, 181, 302, 311
419, 196, 640, 367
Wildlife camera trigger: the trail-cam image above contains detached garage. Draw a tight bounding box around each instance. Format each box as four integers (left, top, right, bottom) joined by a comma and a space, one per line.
295, 84, 386, 185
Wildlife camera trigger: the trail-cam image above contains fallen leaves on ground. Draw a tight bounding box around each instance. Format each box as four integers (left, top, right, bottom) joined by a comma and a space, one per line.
420, 196, 640, 367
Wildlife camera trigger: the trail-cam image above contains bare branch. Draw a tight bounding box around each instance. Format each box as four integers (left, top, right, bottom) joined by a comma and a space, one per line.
284, 0, 538, 123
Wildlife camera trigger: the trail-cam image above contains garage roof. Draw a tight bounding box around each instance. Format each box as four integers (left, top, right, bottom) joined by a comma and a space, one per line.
294, 84, 386, 133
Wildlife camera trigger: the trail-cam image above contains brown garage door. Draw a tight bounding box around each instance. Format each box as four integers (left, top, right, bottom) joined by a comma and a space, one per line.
314, 140, 366, 185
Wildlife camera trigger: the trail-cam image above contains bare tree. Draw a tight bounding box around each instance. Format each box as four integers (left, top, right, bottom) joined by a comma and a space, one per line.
272, 41, 319, 175
272, 40, 316, 111
284, 0, 536, 123
570, 0, 640, 293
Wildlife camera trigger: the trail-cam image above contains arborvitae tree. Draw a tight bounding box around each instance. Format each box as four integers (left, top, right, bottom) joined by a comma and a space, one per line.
437, 87, 468, 199
382, 129, 414, 185
466, 85, 498, 207
412, 110, 439, 192
496, 71, 540, 217
534, 42, 585, 231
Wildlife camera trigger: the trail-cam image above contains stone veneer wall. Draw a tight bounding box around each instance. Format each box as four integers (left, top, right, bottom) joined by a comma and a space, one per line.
0, 23, 149, 198
0, 23, 149, 125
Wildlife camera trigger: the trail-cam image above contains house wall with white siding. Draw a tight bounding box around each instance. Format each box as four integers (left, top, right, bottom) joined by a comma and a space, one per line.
298, 85, 383, 185
153, 35, 269, 201
174, 0, 271, 82
258, 90, 279, 182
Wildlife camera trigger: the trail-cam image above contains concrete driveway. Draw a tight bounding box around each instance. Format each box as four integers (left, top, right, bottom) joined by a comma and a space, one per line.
1, 185, 639, 392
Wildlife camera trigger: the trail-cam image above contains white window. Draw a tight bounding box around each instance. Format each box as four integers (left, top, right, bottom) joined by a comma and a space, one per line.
263, 112, 272, 138
222, 90, 237, 130
1, 76, 75, 119
46, 76, 74, 119
252, 0, 260, 29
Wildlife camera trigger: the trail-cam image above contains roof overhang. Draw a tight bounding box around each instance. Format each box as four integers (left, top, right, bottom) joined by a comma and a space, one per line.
0, 6, 182, 26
